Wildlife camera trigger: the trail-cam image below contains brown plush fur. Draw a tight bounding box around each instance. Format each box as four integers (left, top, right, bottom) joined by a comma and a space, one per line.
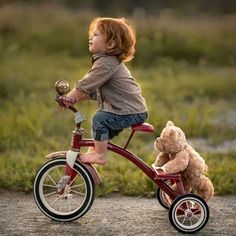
153, 121, 214, 201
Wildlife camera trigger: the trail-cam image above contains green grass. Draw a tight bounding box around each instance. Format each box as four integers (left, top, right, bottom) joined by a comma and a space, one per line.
204, 152, 236, 195
1, 4, 236, 66
0, 54, 235, 196
0, 3, 236, 195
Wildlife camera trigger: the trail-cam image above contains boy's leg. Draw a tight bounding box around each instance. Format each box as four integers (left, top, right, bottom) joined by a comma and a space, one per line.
80, 111, 109, 164
86, 146, 95, 153
80, 140, 108, 165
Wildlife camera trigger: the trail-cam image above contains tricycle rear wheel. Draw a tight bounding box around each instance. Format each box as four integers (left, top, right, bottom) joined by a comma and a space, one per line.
168, 193, 209, 234
156, 180, 173, 209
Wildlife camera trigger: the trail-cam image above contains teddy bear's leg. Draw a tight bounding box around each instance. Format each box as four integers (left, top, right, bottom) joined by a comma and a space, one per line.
181, 177, 192, 194
170, 183, 186, 195
192, 176, 214, 201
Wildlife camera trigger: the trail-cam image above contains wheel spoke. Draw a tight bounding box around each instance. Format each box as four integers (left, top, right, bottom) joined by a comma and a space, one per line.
69, 174, 77, 186
70, 189, 86, 196
59, 197, 62, 211
67, 197, 71, 211
70, 197, 82, 205
50, 196, 59, 206
57, 169, 62, 179
186, 201, 191, 210
44, 191, 57, 196
178, 206, 185, 212
192, 214, 201, 220
70, 183, 85, 189
47, 174, 57, 186
43, 184, 57, 188
180, 215, 187, 225
193, 209, 201, 214
189, 218, 193, 226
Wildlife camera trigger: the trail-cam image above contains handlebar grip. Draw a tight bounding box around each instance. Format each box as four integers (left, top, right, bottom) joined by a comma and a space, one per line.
56, 96, 78, 113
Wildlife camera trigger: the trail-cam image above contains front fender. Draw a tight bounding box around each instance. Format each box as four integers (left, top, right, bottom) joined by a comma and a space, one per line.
45, 150, 67, 159
45, 150, 102, 186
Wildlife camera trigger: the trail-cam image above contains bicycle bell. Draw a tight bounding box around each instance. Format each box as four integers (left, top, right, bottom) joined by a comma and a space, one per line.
55, 80, 70, 95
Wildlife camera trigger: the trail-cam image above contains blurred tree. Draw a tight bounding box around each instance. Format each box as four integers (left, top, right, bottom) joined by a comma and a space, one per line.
1, 0, 236, 15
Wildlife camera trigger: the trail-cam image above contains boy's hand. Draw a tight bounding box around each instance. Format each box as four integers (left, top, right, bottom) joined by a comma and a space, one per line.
58, 96, 77, 108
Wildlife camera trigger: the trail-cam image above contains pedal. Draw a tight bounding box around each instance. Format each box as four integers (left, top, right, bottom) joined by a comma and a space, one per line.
57, 175, 70, 194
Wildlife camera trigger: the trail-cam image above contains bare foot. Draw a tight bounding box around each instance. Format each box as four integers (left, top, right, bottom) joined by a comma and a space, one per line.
86, 147, 95, 154
80, 152, 107, 165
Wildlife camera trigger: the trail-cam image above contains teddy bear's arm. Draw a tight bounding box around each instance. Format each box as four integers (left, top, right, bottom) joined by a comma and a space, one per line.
162, 150, 189, 174
154, 152, 170, 167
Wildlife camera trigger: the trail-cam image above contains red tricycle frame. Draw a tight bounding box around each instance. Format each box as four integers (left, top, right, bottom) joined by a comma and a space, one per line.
67, 119, 185, 202
33, 80, 210, 234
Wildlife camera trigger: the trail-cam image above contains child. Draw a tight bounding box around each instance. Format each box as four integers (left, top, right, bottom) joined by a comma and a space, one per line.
60, 17, 148, 165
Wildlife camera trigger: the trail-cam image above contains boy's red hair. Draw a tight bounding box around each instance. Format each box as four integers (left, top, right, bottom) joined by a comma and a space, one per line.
89, 17, 136, 62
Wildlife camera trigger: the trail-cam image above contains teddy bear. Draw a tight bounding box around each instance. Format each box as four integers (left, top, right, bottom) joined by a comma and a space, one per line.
153, 120, 214, 201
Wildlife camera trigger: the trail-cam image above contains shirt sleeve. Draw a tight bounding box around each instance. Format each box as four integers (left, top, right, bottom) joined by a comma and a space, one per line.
75, 58, 116, 98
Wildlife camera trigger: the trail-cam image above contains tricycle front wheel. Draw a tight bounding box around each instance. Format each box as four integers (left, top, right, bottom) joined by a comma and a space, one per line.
168, 193, 209, 234
33, 158, 95, 222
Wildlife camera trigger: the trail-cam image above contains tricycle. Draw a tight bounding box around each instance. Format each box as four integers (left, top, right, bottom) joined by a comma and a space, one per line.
33, 80, 209, 234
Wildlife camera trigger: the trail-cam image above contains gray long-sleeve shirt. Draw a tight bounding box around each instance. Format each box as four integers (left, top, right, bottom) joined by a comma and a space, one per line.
75, 53, 147, 115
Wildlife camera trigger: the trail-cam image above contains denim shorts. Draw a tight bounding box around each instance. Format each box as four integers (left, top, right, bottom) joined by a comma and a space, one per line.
92, 111, 148, 141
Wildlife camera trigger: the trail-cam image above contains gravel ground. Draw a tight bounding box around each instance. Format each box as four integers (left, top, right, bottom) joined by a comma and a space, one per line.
0, 191, 235, 236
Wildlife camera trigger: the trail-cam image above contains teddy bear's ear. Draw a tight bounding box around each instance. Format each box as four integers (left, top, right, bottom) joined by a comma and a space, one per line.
166, 121, 174, 127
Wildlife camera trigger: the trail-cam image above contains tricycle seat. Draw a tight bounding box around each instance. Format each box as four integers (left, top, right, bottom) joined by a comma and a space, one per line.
131, 123, 154, 133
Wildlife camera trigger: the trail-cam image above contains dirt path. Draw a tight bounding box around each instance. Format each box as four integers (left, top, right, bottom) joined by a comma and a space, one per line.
0, 191, 235, 236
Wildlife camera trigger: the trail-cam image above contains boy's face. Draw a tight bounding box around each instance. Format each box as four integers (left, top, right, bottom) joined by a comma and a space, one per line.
89, 26, 107, 54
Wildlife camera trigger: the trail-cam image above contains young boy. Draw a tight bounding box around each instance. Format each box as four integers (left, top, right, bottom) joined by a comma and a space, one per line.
60, 17, 148, 165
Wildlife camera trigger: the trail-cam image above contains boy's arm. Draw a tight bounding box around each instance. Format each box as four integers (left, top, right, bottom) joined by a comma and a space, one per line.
66, 87, 89, 102
59, 88, 89, 108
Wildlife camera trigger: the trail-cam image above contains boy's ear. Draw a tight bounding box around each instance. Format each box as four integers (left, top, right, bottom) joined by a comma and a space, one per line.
106, 40, 116, 49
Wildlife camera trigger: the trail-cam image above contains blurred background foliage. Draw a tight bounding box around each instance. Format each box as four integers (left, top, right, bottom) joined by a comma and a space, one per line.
0, 0, 235, 195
